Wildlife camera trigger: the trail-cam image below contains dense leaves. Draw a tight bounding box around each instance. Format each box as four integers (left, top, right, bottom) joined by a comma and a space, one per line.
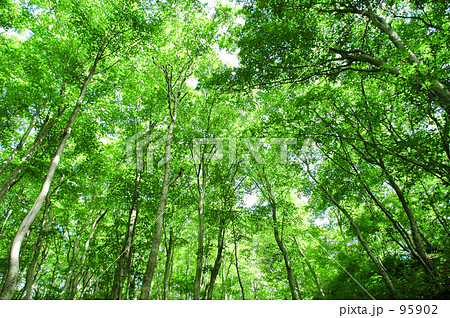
0, 0, 449, 300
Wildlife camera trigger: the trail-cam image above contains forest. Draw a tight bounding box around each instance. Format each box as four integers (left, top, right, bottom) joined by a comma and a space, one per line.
0, 0, 449, 300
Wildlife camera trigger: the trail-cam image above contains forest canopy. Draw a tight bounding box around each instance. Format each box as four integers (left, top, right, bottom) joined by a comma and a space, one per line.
0, 0, 449, 300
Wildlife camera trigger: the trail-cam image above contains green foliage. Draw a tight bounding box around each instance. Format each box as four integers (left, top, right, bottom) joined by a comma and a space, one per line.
0, 0, 449, 300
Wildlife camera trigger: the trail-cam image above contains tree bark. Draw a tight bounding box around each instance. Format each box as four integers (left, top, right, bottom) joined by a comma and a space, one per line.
194, 167, 206, 299
19, 197, 51, 300
69, 210, 107, 299
140, 59, 190, 299
335, 208, 349, 256
0, 114, 60, 203
232, 221, 245, 300
162, 222, 174, 300
139, 116, 174, 300
378, 159, 434, 274
362, 2, 450, 107
305, 165, 397, 297
0, 113, 38, 176
0, 41, 105, 300
206, 218, 226, 300
293, 236, 325, 298
260, 168, 299, 300
111, 172, 140, 300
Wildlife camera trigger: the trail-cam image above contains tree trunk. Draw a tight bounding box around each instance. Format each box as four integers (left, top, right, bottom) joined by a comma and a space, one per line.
111, 173, 140, 300
20, 197, 51, 300
419, 179, 450, 238
69, 210, 107, 299
0, 113, 38, 176
139, 122, 174, 299
378, 159, 434, 274
206, 218, 226, 300
162, 223, 174, 300
232, 221, 245, 300
306, 165, 397, 297
59, 216, 91, 299
140, 60, 187, 299
335, 208, 349, 256
259, 169, 299, 300
340, 139, 426, 264
0, 42, 105, 300
194, 174, 206, 299
363, 1, 450, 108
0, 193, 19, 237
0, 114, 59, 203
293, 236, 325, 298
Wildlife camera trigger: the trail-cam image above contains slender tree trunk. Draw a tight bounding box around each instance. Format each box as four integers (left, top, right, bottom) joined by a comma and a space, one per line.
59, 217, 91, 299
112, 173, 140, 300
49, 235, 62, 298
29, 248, 48, 299
0, 113, 38, 176
335, 209, 349, 256
340, 141, 423, 262
194, 175, 206, 299
272, 207, 299, 300
69, 210, 107, 299
200, 237, 211, 300
232, 221, 245, 300
206, 218, 226, 300
0, 42, 105, 300
162, 224, 174, 300
20, 197, 51, 300
140, 60, 187, 299
293, 236, 325, 298
378, 159, 434, 274
260, 169, 299, 300
139, 122, 174, 299
419, 179, 450, 237
363, 2, 450, 108
305, 165, 397, 297
0, 193, 19, 237
0, 115, 59, 203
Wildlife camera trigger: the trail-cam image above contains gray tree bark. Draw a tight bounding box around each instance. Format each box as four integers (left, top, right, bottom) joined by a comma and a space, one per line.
140, 59, 191, 299
0, 40, 105, 300
260, 168, 300, 300
20, 197, 52, 300
69, 210, 107, 299
305, 164, 396, 297
293, 236, 325, 298
111, 172, 141, 300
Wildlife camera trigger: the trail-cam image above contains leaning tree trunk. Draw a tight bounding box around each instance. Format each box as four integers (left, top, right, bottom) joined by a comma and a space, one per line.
305, 164, 397, 297
0, 113, 38, 176
272, 205, 299, 300
378, 159, 434, 274
362, 1, 450, 108
340, 138, 428, 268
0, 42, 105, 300
293, 236, 325, 298
0, 114, 61, 203
20, 197, 51, 300
139, 116, 175, 300
59, 215, 92, 299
